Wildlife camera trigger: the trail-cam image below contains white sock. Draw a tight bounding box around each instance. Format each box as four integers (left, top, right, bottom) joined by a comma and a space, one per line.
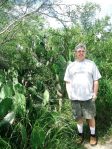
90, 127, 95, 135
77, 123, 83, 133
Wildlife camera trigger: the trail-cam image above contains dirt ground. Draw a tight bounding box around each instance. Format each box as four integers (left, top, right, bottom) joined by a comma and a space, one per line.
84, 137, 112, 149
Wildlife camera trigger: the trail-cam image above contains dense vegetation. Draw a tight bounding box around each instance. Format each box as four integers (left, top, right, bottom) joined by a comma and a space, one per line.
0, 0, 112, 149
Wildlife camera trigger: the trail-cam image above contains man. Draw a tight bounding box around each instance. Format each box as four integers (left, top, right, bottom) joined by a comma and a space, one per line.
64, 43, 101, 145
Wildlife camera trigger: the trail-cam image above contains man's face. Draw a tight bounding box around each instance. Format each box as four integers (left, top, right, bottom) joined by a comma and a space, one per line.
75, 48, 86, 61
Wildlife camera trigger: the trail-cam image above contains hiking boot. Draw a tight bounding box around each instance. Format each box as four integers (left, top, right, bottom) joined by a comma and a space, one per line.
90, 134, 97, 146
76, 133, 84, 144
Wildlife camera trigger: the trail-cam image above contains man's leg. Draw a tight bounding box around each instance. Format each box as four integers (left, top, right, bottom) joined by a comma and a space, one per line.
71, 101, 84, 144
77, 118, 83, 133
88, 118, 96, 134
82, 99, 97, 145
88, 118, 97, 145
76, 118, 84, 144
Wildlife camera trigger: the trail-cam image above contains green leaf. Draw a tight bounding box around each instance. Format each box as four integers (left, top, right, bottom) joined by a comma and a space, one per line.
17, 123, 27, 145
0, 83, 14, 99
13, 93, 26, 117
28, 86, 37, 95
43, 89, 49, 106
0, 111, 15, 127
4, 111, 15, 124
0, 73, 5, 87
0, 98, 13, 118
30, 121, 45, 149
0, 137, 11, 149
14, 83, 26, 94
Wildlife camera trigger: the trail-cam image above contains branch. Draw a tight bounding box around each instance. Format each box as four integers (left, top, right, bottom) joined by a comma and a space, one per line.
0, 0, 8, 7
0, 29, 18, 45
0, 2, 46, 35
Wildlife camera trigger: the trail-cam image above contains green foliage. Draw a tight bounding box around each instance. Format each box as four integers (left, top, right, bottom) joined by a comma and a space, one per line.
0, 137, 11, 149
0, 83, 14, 99
0, 1, 112, 149
0, 112, 15, 127
15, 122, 27, 147
0, 98, 13, 118
9, 122, 27, 149
43, 89, 50, 106
30, 121, 45, 149
14, 83, 26, 94
13, 93, 26, 117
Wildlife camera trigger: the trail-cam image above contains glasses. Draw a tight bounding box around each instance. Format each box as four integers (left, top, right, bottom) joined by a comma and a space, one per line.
76, 50, 86, 53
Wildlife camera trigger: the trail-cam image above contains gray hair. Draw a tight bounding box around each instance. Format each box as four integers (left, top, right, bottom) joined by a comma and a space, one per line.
74, 43, 86, 51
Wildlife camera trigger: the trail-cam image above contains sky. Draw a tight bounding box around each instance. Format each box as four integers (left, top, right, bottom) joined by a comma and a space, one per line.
48, 0, 112, 28
64, 0, 112, 16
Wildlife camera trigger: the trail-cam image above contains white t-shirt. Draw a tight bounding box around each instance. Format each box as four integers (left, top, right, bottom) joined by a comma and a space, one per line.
64, 59, 101, 101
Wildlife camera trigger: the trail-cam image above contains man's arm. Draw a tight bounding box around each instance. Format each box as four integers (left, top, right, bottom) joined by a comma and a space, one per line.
92, 80, 99, 100
65, 81, 72, 99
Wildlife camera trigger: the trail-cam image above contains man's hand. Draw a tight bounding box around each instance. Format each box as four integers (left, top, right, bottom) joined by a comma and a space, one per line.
92, 93, 97, 101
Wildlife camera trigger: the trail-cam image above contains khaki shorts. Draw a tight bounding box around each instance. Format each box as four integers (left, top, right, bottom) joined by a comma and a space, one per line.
71, 99, 96, 120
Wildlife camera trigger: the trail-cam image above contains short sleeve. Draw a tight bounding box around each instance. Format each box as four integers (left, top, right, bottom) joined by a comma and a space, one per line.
64, 66, 71, 82
92, 63, 102, 80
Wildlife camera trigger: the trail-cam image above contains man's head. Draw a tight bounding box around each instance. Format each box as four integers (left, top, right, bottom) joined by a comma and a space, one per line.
74, 43, 86, 61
